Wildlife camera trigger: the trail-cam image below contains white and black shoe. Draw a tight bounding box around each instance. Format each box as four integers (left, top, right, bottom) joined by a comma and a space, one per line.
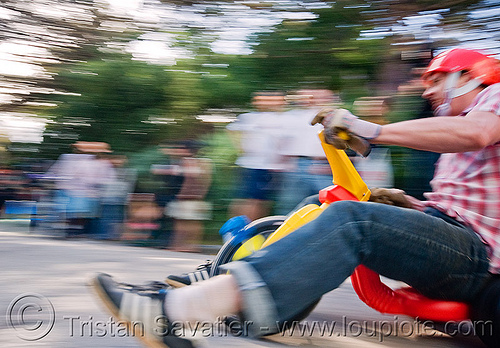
92, 273, 197, 348
165, 261, 212, 288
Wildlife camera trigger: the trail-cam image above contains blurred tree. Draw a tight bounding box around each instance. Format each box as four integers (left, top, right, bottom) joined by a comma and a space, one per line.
244, 2, 388, 100
41, 54, 214, 155
0, 0, 150, 112
0, 0, 493, 115
1, 0, 497, 159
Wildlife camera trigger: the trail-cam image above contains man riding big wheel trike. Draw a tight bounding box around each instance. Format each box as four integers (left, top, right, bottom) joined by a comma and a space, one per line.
93, 48, 500, 348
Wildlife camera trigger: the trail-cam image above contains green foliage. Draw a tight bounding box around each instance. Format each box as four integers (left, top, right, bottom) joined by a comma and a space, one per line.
127, 146, 169, 194
198, 128, 239, 240
242, 2, 390, 96
42, 55, 210, 156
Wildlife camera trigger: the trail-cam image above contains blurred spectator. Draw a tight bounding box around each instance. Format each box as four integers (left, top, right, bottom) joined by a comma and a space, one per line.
149, 144, 187, 246
352, 96, 392, 125
162, 140, 213, 252
123, 193, 162, 241
276, 89, 339, 214
397, 67, 427, 95
46, 141, 117, 237
351, 96, 394, 188
401, 100, 440, 199
0, 167, 27, 210
398, 70, 440, 198
96, 155, 137, 240
226, 91, 288, 221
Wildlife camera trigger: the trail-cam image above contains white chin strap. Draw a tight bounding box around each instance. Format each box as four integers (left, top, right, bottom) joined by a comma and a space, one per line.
434, 72, 483, 116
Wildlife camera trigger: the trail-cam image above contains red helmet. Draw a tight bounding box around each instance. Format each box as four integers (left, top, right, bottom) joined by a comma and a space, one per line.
423, 48, 500, 85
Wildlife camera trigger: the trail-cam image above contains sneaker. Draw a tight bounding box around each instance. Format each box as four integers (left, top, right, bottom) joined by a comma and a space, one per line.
92, 273, 196, 348
165, 260, 212, 288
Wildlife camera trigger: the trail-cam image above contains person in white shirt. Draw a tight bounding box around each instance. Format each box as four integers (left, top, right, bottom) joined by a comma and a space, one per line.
276, 89, 339, 213
226, 91, 288, 221
47, 142, 116, 237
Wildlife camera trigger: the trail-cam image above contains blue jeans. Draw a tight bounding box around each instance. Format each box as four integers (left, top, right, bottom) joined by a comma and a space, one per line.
223, 200, 491, 336
95, 204, 125, 240
236, 168, 280, 200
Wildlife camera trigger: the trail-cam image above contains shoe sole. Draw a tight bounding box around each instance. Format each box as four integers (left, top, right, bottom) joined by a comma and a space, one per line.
164, 278, 189, 288
90, 276, 170, 348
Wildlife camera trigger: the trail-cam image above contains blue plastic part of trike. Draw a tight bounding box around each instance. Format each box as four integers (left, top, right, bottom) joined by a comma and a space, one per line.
218, 215, 252, 244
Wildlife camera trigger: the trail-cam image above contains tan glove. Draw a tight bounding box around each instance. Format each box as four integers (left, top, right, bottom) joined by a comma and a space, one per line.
368, 188, 413, 209
311, 108, 372, 157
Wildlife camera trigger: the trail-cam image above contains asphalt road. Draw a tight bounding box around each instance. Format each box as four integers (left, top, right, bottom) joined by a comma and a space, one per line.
0, 220, 487, 348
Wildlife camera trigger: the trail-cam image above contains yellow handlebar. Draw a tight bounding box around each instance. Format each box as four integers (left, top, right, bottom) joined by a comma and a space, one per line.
319, 130, 371, 202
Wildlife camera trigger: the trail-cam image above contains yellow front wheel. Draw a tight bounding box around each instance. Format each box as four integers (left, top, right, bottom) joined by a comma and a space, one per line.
209, 216, 287, 277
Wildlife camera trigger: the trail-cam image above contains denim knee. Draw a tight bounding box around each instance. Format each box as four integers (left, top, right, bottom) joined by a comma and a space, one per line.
220, 261, 280, 337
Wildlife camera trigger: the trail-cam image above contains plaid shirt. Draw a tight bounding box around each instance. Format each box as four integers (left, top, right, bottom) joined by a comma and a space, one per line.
423, 83, 500, 273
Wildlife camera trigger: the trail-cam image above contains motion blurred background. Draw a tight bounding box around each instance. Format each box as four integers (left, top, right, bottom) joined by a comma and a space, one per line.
0, 0, 499, 245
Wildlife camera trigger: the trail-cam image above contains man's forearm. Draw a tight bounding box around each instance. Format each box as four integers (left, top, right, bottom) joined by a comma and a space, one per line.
372, 115, 496, 153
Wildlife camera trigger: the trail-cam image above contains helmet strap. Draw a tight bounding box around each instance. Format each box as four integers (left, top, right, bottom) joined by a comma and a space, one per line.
443, 72, 460, 99
450, 78, 482, 98
435, 72, 460, 116
434, 72, 482, 116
